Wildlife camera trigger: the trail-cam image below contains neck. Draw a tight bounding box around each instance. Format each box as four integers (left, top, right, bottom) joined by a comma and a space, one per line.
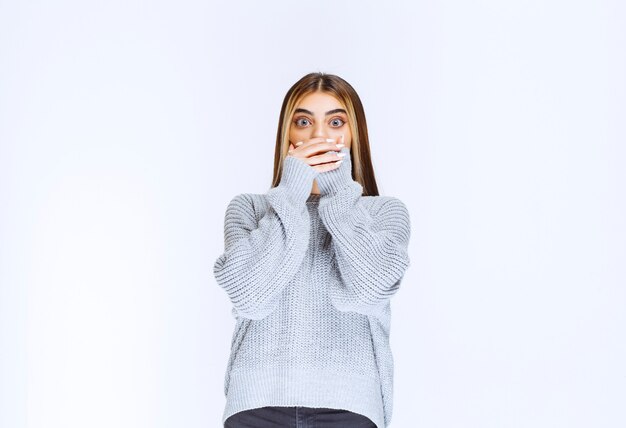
311, 179, 320, 195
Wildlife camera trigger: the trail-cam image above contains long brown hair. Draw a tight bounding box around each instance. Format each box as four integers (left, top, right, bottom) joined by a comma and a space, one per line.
270, 72, 380, 196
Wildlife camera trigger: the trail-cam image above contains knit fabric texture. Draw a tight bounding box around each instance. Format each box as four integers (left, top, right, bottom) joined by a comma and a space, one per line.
213, 146, 411, 428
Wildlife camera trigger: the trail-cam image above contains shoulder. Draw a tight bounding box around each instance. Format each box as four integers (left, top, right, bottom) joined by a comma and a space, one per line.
225, 192, 270, 206
361, 195, 409, 217
224, 192, 267, 220
221, 193, 265, 225
363, 195, 411, 241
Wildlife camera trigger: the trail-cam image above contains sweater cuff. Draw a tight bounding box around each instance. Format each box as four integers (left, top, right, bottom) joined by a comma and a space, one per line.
278, 155, 319, 202
316, 147, 354, 195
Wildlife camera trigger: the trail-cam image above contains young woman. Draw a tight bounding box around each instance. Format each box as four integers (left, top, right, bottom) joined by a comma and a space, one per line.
214, 72, 411, 428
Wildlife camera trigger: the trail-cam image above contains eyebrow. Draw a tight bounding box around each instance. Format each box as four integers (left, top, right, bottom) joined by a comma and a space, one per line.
294, 108, 347, 116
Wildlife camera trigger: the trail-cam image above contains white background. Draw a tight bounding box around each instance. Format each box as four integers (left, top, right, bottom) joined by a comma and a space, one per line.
1, 1, 624, 427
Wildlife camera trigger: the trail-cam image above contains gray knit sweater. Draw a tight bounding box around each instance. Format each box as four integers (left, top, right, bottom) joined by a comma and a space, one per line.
213, 146, 411, 428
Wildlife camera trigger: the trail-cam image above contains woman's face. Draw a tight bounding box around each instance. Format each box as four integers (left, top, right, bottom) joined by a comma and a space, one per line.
289, 91, 352, 150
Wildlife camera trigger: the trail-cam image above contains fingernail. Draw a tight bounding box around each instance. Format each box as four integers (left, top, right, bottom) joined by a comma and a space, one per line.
296, 141, 303, 146
335, 160, 343, 165
337, 152, 346, 158
336, 144, 345, 148
325, 138, 334, 142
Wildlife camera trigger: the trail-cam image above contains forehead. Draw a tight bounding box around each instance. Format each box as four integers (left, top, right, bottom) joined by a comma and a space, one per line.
295, 92, 344, 111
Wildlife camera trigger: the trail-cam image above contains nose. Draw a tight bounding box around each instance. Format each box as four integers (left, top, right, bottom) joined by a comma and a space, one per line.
311, 122, 326, 139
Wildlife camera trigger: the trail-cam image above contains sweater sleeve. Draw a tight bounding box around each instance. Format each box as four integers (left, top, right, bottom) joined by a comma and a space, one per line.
316, 147, 411, 317
213, 155, 319, 320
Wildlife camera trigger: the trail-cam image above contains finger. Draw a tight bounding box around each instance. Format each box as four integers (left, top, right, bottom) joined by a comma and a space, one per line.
298, 136, 335, 148
312, 159, 343, 173
301, 141, 344, 160
311, 150, 345, 165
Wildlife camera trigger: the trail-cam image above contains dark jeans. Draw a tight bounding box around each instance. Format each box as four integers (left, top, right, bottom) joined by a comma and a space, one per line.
224, 406, 377, 428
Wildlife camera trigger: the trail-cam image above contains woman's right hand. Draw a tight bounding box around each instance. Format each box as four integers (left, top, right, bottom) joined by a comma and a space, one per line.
287, 136, 347, 173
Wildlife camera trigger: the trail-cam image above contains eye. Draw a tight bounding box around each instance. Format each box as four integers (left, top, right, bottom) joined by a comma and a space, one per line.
330, 118, 345, 127
294, 117, 311, 127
